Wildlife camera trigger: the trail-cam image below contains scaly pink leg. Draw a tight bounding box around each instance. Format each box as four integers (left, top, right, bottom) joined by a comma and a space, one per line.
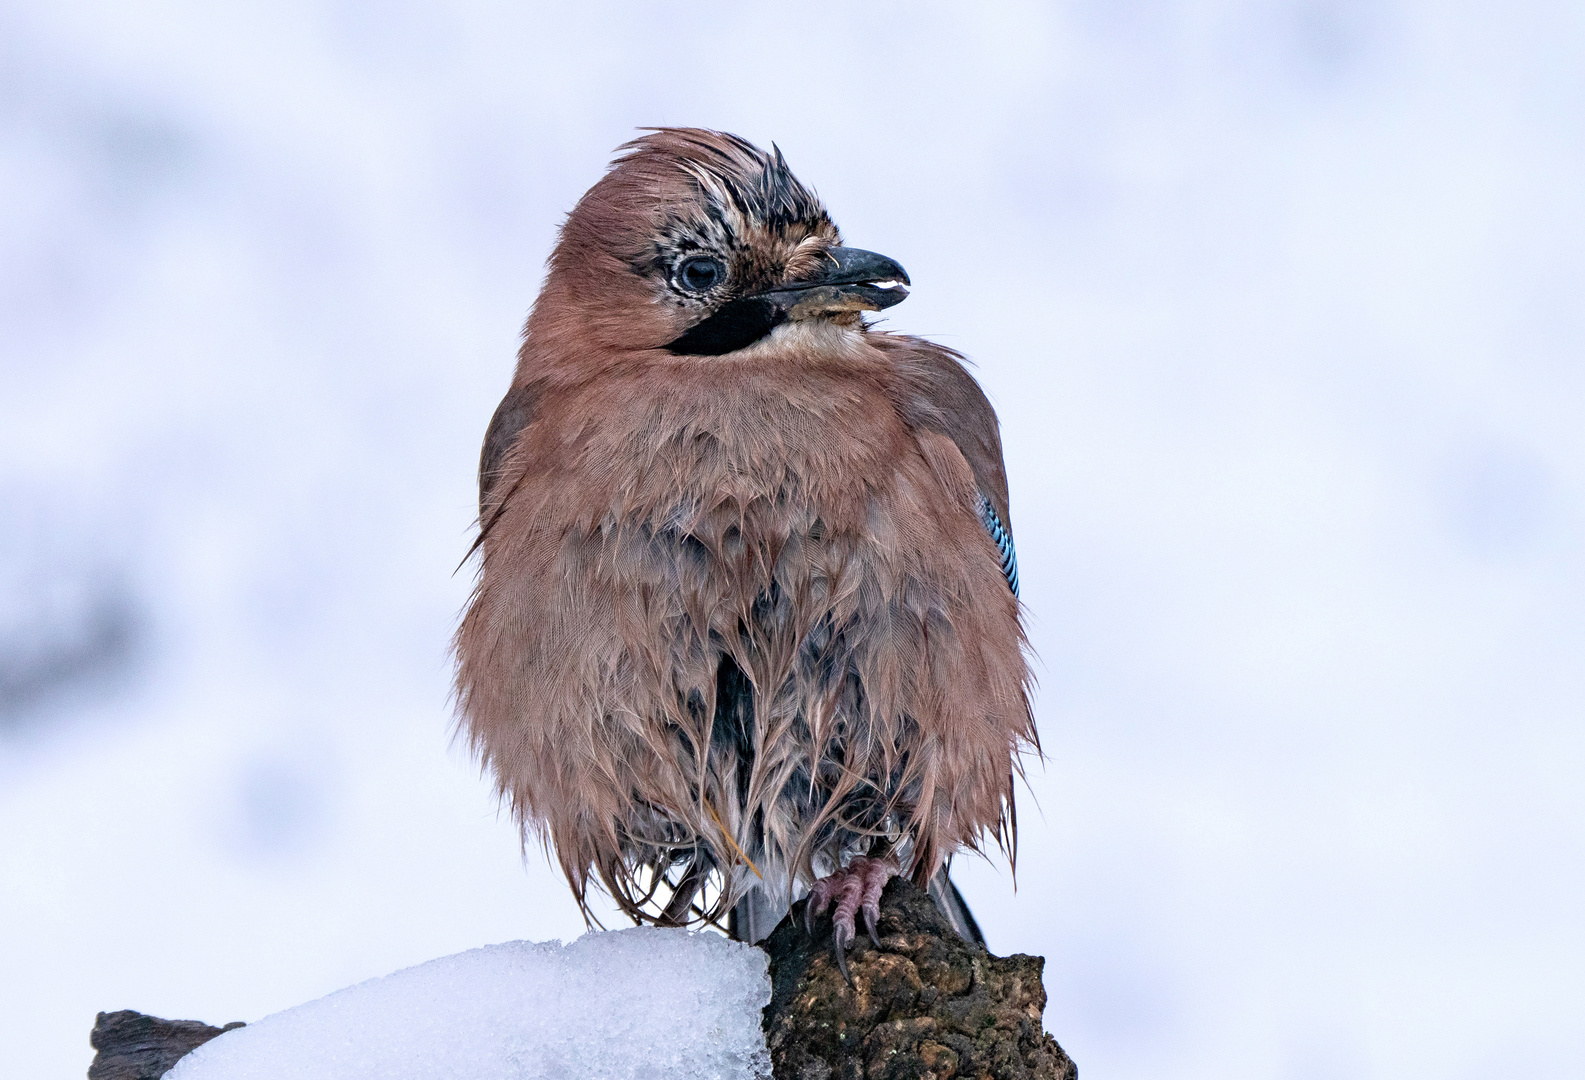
803, 856, 898, 979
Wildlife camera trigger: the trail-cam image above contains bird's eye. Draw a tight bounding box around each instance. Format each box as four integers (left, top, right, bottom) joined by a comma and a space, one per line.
677, 256, 724, 293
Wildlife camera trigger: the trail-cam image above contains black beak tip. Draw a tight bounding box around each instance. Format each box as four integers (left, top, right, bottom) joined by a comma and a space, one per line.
824, 247, 910, 290
838, 249, 911, 311
855, 252, 909, 310
865, 282, 909, 312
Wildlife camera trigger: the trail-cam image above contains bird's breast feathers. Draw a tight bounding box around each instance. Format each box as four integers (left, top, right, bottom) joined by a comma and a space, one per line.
502, 350, 978, 586
459, 337, 1029, 906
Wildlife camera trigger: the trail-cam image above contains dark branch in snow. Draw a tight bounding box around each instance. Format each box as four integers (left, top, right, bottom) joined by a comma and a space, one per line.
88, 1011, 243, 1080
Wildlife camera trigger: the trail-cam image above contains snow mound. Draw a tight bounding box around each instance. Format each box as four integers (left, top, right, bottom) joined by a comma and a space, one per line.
166, 928, 771, 1080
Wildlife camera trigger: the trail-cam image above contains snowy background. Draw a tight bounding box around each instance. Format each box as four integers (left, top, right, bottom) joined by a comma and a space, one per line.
2, 1, 1581, 1078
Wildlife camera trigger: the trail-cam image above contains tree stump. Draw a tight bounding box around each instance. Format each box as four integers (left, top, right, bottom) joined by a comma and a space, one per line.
88, 879, 1076, 1080
760, 878, 1076, 1080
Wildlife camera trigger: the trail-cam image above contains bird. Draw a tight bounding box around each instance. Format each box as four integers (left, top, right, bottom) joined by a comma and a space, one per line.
454, 129, 1034, 967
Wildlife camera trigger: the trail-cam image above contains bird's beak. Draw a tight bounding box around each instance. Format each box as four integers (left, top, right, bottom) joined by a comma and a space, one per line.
664, 247, 910, 356
755, 247, 911, 319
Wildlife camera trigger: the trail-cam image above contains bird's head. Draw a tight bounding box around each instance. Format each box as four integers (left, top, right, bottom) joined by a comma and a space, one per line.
531, 128, 909, 357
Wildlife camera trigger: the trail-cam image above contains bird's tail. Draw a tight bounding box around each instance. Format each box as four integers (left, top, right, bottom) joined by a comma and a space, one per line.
728, 866, 984, 946
925, 869, 985, 945
727, 886, 786, 945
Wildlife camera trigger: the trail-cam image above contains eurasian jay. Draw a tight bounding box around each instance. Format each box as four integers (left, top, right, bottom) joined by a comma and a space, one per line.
455, 129, 1033, 967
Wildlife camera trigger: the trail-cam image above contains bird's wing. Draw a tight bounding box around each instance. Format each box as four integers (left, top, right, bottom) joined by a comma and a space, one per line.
975, 491, 1020, 598
478, 381, 538, 518
460, 381, 541, 569
894, 340, 1021, 598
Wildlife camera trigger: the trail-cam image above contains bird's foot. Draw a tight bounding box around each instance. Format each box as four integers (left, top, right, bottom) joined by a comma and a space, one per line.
803, 856, 899, 979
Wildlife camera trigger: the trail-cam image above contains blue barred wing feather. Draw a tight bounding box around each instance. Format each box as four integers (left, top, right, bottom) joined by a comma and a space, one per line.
976, 493, 1019, 598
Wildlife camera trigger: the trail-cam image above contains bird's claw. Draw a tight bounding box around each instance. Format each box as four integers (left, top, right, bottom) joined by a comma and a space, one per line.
833, 919, 853, 980
802, 856, 898, 979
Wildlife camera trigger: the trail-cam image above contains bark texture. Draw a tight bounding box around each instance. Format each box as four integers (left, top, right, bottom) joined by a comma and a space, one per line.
87, 1010, 243, 1080
761, 878, 1076, 1080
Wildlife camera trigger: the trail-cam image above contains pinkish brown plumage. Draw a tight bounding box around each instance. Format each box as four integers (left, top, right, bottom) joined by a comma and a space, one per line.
455, 129, 1034, 947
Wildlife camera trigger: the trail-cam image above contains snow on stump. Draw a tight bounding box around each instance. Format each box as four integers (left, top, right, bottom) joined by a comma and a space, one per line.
155, 929, 770, 1079
90, 882, 1078, 1080
761, 877, 1077, 1080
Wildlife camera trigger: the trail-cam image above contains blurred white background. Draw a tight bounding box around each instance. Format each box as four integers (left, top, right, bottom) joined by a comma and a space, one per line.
2, 1, 1581, 1077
